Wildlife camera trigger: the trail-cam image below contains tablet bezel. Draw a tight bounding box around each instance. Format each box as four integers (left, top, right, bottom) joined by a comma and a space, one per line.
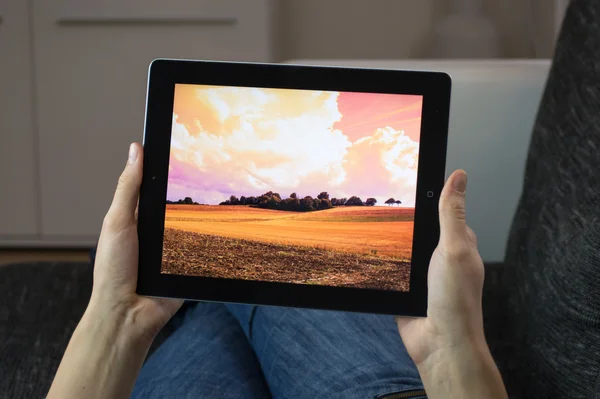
137, 59, 450, 316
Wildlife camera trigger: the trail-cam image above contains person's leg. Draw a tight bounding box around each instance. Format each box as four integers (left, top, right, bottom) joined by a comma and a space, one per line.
133, 302, 271, 399
226, 304, 425, 399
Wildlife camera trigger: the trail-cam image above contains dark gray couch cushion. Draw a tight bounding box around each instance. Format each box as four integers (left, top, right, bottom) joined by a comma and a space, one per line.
0, 261, 184, 399
501, 0, 600, 396
0, 262, 92, 399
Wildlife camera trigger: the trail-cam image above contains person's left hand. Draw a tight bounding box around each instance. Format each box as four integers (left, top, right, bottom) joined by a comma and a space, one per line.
90, 142, 183, 344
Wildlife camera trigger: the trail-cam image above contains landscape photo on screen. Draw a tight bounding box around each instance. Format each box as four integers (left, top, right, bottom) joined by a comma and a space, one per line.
162, 83, 423, 291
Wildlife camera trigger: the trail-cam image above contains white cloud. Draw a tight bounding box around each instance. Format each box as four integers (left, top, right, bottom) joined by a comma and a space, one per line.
168, 86, 419, 206
170, 87, 352, 201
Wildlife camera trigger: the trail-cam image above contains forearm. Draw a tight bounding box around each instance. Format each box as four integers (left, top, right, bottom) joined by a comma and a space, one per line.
417, 335, 508, 399
48, 301, 152, 399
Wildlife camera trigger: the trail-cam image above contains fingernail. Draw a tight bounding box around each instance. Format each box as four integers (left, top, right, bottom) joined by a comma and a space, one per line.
128, 143, 138, 165
453, 171, 467, 193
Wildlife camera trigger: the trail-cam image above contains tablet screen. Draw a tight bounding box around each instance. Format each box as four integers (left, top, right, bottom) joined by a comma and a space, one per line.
162, 83, 422, 292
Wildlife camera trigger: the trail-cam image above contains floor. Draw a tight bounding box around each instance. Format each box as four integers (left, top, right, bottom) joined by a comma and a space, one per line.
0, 249, 90, 266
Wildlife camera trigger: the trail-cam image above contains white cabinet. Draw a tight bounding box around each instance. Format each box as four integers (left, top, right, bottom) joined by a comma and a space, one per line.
0, 0, 39, 239
0, 0, 275, 246
27, 0, 275, 243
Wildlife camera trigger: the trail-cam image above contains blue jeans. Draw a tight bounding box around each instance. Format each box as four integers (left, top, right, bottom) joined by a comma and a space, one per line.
132, 303, 425, 398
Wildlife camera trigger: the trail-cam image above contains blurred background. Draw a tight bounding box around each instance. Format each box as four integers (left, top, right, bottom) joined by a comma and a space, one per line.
0, 0, 568, 264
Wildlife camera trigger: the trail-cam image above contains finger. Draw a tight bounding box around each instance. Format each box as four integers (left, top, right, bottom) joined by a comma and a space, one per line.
438, 170, 468, 245
466, 226, 478, 248
105, 143, 143, 231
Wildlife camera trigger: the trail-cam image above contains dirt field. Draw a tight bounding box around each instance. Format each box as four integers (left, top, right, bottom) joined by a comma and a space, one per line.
162, 228, 411, 291
162, 205, 414, 290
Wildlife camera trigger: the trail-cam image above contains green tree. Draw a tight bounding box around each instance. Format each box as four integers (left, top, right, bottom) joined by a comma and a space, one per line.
345, 196, 364, 206
319, 198, 332, 210
317, 192, 330, 200
283, 197, 300, 211
267, 195, 281, 209
300, 196, 315, 212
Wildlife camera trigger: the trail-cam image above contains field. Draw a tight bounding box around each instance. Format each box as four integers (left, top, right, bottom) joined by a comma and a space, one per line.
162, 205, 414, 291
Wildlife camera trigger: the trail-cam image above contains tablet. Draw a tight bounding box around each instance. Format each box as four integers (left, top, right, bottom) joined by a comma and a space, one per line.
137, 59, 450, 316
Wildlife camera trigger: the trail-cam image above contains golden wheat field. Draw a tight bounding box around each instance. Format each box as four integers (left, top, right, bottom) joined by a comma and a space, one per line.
162, 205, 414, 291
165, 205, 414, 259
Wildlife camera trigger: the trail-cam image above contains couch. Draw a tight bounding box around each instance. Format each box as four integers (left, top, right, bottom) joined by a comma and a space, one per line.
2, 1, 600, 397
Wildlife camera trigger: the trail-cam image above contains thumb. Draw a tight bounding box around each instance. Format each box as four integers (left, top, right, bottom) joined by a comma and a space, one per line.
104, 143, 143, 232
438, 170, 468, 246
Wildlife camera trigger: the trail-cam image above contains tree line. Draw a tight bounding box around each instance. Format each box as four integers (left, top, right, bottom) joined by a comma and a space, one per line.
166, 197, 199, 205
218, 191, 401, 212
167, 193, 402, 212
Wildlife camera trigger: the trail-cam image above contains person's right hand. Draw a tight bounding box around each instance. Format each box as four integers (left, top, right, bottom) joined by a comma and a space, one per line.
397, 169, 484, 362
397, 170, 507, 398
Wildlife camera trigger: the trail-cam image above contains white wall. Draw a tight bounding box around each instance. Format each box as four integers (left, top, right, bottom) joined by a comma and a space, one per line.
278, 0, 558, 60
278, 0, 434, 60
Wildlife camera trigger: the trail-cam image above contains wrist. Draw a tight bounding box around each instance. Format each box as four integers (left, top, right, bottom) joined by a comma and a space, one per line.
416, 335, 507, 399
83, 294, 155, 351
48, 296, 153, 399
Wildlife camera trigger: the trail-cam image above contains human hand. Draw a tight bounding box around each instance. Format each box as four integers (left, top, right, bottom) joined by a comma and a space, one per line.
397, 169, 484, 363
396, 170, 506, 398
90, 142, 183, 344
48, 143, 183, 399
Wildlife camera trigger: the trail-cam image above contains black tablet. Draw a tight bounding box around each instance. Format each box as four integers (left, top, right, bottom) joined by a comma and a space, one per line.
137, 59, 450, 316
